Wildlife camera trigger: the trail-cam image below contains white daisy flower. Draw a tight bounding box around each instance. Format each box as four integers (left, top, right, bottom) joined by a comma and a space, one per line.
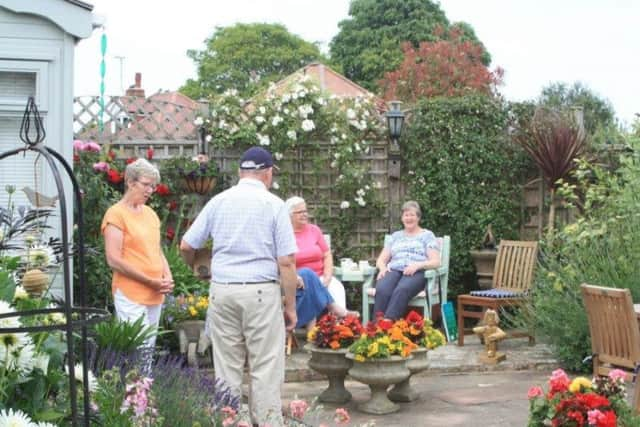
35, 422, 57, 427
0, 407, 33, 426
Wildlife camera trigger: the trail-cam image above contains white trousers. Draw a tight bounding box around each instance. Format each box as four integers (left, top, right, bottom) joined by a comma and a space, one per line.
208, 281, 285, 425
113, 289, 161, 350
327, 276, 346, 309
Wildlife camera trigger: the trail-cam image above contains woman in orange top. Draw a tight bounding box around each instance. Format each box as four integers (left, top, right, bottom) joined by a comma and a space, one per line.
101, 158, 174, 351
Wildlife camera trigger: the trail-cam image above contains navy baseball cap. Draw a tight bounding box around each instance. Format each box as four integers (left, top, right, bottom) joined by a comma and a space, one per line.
239, 146, 278, 170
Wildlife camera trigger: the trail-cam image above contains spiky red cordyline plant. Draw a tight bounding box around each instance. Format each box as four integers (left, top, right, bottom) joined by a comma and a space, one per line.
517, 107, 586, 233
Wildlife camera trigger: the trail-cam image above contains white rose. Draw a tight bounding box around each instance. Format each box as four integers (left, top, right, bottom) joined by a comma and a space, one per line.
301, 119, 315, 132
340, 201, 350, 209
193, 117, 204, 126
287, 130, 297, 140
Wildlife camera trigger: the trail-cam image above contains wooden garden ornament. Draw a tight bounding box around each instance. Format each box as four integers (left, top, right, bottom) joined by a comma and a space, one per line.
473, 309, 507, 364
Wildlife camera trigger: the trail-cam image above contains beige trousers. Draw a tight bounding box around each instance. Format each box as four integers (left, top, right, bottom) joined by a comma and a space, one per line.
208, 281, 285, 425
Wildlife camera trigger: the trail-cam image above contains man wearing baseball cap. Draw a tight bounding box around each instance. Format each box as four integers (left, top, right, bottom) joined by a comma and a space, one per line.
181, 146, 297, 425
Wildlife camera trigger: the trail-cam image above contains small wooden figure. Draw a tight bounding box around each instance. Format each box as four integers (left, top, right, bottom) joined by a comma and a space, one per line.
473, 309, 507, 364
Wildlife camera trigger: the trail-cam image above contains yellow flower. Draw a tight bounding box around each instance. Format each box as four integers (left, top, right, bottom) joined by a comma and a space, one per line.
569, 377, 592, 393
188, 306, 198, 317
307, 327, 318, 342
355, 354, 365, 362
367, 342, 379, 358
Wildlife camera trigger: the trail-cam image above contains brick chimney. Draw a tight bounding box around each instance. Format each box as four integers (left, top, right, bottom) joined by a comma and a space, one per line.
125, 72, 145, 97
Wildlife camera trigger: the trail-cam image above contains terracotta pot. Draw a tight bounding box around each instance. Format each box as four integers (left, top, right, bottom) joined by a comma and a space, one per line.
183, 176, 216, 194
346, 353, 411, 414
388, 347, 429, 402
21, 269, 49, 297
305, 344, 353, 403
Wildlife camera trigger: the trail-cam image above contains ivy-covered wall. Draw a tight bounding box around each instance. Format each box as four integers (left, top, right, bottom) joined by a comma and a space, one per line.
402, 95, 532, 294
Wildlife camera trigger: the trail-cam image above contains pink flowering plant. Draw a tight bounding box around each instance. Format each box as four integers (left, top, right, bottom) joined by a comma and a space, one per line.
527, 368, 640, 427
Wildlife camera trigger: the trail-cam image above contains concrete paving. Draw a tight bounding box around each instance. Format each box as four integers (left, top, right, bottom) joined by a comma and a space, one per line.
280, 335, 559, 426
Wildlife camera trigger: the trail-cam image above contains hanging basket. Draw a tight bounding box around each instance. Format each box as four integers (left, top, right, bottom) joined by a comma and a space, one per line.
21, 268, 49, 297
183, 176, 216, 195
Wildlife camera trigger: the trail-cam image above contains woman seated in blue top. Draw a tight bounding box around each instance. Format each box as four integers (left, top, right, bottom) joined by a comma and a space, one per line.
373, 200, 441, 320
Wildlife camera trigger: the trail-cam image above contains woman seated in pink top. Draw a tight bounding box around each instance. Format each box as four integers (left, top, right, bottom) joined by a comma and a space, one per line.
285, 196, 346, 309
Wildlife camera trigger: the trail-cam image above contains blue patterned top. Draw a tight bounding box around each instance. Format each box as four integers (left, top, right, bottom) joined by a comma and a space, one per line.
182, 178, 297, 283
385, 229, 439, 271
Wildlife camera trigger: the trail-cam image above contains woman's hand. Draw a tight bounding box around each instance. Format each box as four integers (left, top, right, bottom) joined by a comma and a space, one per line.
376, 265, 390, 280
403, 263, 421, 276
296, 275, 305, 289
149, 277, 174, 294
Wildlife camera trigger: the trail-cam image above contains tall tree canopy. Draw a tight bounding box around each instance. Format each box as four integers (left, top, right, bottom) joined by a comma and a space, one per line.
538, 82, 616, 136
329, 0, 489, 93
381, 26, 503, 103
181, 23, 324, 99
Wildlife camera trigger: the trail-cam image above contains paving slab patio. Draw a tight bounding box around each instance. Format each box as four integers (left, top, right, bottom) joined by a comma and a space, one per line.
279, 335, 559, 426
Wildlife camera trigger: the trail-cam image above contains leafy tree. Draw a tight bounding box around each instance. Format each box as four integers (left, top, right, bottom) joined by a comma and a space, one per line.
538, 82, 616, 136
181, 23, 324, 99
381, 26, 503, 103
329, 0, 489, 92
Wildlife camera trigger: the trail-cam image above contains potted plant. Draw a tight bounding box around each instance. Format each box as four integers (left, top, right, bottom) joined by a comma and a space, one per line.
305, 313, 364, 403
388, 310, 446, 402
162, 292, 210, 365
346, 314, 417, 414
161, 155, 219, 195
470, 224, 498, 289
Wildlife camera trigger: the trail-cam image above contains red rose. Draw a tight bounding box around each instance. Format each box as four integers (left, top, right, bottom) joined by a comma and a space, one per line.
126, 157, 137, 164
167, 200, 178, 211
165, 227, 175, 241
106, 169, 123, 184
155, 183, 170, 196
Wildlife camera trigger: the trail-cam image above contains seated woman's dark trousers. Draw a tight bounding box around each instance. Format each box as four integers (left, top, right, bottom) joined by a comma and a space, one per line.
373, 270, 425, 320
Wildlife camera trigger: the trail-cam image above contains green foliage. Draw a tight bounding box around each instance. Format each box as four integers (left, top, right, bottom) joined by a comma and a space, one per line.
181, 23, 324, 99
522, 150, 640, 371
93, 316, 157, 355
329, 0, 489, 92
402, 95, 531, 293
163, 244, 208, 296
538, 81, 617, 138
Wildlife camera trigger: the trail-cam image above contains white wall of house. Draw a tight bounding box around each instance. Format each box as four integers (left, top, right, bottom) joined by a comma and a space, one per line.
0, 0, 94, 298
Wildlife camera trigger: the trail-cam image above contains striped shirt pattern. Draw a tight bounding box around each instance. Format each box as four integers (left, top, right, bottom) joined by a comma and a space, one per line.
182, 178, 297, 283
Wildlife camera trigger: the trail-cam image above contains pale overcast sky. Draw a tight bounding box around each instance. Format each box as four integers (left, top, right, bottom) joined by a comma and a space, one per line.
74, 0, 640, 127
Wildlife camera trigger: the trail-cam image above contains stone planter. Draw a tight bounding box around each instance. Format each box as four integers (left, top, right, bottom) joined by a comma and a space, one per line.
183, 176, 216, 195
470, 249, 497, 289
175, 320, 210, 367
388, 347, 429, 402
305, 344, 353, 403
346, 353, 411, 414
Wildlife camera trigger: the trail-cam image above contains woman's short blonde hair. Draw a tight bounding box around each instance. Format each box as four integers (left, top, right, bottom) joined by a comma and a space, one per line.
124, 158, 160, 184
401, 200, 422, 218
285, 196, 305, 214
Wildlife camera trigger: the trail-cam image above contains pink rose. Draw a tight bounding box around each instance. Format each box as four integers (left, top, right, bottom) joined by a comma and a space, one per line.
289, 399, 308, 420
527, 386, 544, 399
73, 140, 86, 151
93, 161, 109, 172
588, 409, 604, 425
549, 369, 570, 394
85, 141, 101, 152
608, 369, 627, 382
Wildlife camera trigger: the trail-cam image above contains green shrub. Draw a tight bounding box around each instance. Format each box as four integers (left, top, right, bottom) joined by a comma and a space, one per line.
522, 151, 640, 371
402, 95, 532, 294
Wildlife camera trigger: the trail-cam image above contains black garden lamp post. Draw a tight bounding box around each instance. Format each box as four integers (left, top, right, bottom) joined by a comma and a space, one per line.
386, 100, 405, 153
